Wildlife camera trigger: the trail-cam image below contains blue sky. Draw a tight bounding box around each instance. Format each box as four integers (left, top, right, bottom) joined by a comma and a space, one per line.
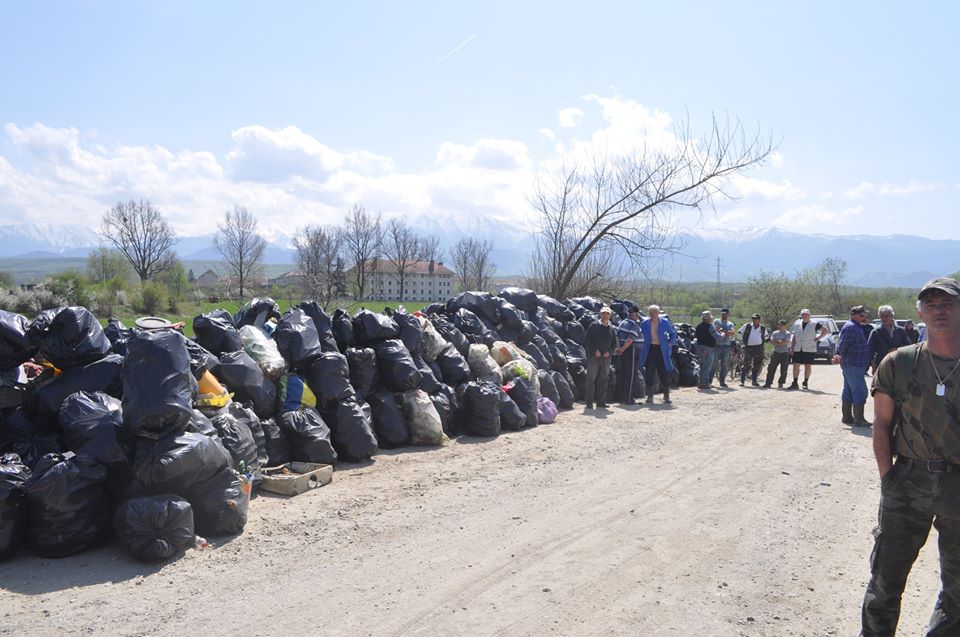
0, 1, 956, 241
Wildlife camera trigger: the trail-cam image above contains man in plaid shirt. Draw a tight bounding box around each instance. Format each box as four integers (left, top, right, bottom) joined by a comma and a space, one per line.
833, 305, 872, 426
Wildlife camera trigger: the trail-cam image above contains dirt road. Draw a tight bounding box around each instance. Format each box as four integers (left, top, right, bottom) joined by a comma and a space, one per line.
0, 364, 943, 636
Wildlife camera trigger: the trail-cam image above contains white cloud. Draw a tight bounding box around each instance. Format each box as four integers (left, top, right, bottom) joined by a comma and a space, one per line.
538, 128, 556, 142
557, 107, 584, 128
435, 138, 531, 171
843, 180, 942, 199
725, 174, 803, 201
769, 151, 784, 168
771, 204, 864, 228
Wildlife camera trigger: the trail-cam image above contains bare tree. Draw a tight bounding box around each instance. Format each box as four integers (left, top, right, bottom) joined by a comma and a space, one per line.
745, 271, 805, 328
86, 246, 131, 283
800, 257, 849, 316
213, 205, 266, 300
419, 234, 443, 300
342, 203, 382, 301
382, 218, 421, 302
295, 225, 344, 307
100, 199, 177, 283
526, 114, 775, 299
449, 237, 497, 292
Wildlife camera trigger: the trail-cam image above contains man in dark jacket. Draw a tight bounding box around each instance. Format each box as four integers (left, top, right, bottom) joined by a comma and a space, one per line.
738, 313, 767, 387
694, 311, 718, 389
584, 306, 618, 410
868, 304, 910, 374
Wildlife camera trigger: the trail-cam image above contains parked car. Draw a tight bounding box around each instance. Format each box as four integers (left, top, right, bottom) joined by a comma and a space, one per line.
871, 318, 911, 329
801, 315, 840, 361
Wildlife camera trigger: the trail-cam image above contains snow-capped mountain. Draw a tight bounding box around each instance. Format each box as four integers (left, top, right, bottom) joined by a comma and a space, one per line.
0, 222, 954, 288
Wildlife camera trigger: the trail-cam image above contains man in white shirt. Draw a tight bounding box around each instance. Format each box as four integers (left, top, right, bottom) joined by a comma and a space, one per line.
789, 308, 830, 390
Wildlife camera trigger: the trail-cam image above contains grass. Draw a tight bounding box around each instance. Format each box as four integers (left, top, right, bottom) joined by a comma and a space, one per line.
106, 298, 432, 338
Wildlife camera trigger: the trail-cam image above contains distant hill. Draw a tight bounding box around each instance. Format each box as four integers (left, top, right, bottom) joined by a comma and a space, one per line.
0, 222, 953, 288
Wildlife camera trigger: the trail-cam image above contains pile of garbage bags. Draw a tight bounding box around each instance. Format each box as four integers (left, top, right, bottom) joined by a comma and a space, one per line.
0, 291, 697, 565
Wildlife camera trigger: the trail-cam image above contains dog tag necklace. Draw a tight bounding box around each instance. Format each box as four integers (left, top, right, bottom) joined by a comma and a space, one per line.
929, 347, 960, 397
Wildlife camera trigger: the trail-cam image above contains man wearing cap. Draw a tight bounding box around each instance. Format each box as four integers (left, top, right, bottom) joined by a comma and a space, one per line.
694, 310, 718, 389
862, 277, 960, 635
639, 305, 678, 404
614, 307, 642, 404
738, 313, 767, 387
833, 305, 872, 426
712, 308, 736, 388
584, 306, 618, 410
789, 309, 830, 389
868, 305, 910, 375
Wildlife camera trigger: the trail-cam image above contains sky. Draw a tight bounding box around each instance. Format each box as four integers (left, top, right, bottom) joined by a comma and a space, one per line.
0, 1, 957, 242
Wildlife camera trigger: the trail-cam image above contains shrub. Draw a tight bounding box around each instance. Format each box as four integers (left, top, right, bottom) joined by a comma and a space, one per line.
139, 282, 169, 316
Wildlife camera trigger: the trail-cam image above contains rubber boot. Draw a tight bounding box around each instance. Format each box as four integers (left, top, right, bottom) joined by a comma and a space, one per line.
841, 401, 854, 425
751, 371, 760, 387
646, 390, 654, 405
662, 385, 671, 404
853, 404, 872, 427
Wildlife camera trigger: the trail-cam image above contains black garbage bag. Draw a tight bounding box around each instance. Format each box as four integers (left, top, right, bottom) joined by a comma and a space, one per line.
428, 360, 443, 383
518, 320, 539, 346
103, 319, 134, 357
414, 353, 443, 394
346, 347, 379, 398
260, 417, 292, 467
434, 342, 470, 386
507, 378, 539, 428
367, 390, 409, 448
564, 340, 587, 366
430, 315, 470, 357
497, 323, 525, 345
292, 301, 339, 353
607, 364, 618, 402
0, 310, 36, 370
537, 295, 575, 322
0, 408, 59, 470
452, 308, 489, 336
353, 310, 399, 345
679, 362, 700, 387
215, 350, 277, 419
132, 431, 232, 496
184, 339, 220, 379
496, 390, 526, 432
304, 352, 355, 410
633, 368, 647, 399
24, 452, 109, 558
449, 292, 500, 330
392, 310, 423, 355
537, 370, 561, 409
520, 342, 550, 371
457, 381, 501, 437
431, 384, 458, 438
562, 321, 587, 347
113, 495, 195, 561
0, 453, 30, 560
30, 353, 123, 419
29, 307, 112, 370
610, 302, 627, 319
331, 308, 355, 353
272, 309, 324, 370
193, 312, 243, 356
578, 312, 599, 332
548, 343, 569, 372
186, 410, 218, 437
497, 287, 539, 314
569, 296, 603, 312
189, 466, 248, 536
57, 391, 131, 472
569, 364, 587, 401
233, 297, 281, 330
208, 402, 260, 474
564, 300, 587, 319
123, 330, 197, 440
495, 298, 524, 332
373, 339, 421, 392
422, 302, 446, 315
279, 408, 337, 465
550, 371, 575, 409
322, 398, 378, 463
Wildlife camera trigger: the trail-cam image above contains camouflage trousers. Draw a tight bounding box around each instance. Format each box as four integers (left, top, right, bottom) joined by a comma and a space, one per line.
862, 458, 960, 636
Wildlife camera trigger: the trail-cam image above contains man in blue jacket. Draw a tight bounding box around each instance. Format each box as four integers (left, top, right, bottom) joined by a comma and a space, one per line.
638, 305, 678, 404
833, 305, 872, 426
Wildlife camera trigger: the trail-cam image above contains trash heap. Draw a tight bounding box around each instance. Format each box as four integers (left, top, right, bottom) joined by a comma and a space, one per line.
0, 289, 701, 564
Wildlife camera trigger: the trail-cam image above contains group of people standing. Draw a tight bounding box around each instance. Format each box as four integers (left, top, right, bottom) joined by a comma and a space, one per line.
582, 304, 676, 409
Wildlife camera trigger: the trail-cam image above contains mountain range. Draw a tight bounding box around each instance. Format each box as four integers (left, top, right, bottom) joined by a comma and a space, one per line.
0, 223, 953, 288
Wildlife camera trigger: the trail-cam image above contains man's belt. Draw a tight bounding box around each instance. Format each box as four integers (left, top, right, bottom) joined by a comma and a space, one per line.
898, 456, 959, 473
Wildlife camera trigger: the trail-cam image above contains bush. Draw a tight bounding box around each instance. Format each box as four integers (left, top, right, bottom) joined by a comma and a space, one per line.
0, 288, 66, 315
46, 271, 91, 307
139, 282, 169, 315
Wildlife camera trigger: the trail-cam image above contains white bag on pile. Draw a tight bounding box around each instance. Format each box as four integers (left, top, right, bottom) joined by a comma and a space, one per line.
399, 389, 448, 446
502, 358, 541, 396
419, 316, 447, 361
490, 340, 526, 366
239, 325, 288, 380
468, 344, 503, 384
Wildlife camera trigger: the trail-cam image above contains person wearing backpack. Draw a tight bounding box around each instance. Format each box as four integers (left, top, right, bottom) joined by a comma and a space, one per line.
861, 277, 960, 636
